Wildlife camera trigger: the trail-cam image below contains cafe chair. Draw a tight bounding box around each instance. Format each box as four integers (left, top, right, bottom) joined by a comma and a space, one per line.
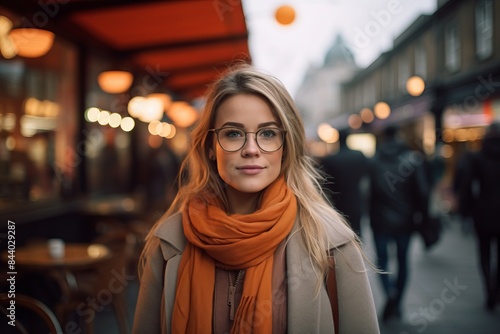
0, 293, 63, 334
59, 228, 137, 334
94, 218, 146, 275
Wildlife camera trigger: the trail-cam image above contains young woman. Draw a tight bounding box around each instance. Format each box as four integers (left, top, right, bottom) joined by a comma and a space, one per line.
133, 65, 380, 333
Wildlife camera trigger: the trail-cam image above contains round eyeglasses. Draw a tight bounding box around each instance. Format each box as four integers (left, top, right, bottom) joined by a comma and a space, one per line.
208, 127, 286, 152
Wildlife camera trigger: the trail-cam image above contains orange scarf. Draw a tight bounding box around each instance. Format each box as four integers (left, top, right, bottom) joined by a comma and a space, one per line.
171, 177, 297, 333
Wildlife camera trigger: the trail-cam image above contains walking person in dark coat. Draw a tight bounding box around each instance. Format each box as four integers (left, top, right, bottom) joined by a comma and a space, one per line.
368, 125, 430, 322
319, 128, 369, 237
460, 122, 500, 311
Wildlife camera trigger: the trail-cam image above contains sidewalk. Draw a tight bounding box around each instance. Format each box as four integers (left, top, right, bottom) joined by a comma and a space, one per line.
362, 216, 500, 334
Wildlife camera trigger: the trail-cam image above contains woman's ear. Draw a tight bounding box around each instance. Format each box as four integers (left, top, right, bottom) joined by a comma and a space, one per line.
209, 148, 216, 161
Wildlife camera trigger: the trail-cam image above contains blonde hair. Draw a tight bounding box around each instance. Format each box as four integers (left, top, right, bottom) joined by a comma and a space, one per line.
142, 63, 357, 285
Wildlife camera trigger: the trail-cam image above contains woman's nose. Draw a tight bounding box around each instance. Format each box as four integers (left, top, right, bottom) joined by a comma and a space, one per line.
241, 133, 260, 156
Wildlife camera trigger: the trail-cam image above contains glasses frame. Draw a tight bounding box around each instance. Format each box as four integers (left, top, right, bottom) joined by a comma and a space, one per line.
208, 127, 287, 152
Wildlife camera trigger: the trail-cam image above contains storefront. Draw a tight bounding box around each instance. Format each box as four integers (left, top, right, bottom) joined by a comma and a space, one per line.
0, 2, 250, 242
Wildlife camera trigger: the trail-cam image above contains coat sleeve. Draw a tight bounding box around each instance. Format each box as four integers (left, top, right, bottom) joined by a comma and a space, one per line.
334, 241, 380, 333
132, 239, 167, 334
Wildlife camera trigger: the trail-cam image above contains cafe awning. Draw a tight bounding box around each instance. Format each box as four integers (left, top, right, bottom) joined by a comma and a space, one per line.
3, 0, 251, 100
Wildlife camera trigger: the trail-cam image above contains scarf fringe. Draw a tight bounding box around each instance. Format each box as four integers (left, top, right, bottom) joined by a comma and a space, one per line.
231, 296, 255, 334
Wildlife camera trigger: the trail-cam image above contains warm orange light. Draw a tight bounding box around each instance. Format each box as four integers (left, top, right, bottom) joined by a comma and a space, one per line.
0, 16, 16, 59
148, 134, 163, 149
148, 120, 162, 135
374, 101, 391, 119
147, 93, 172, 112
275, 5, 296, 25
455, 128, 468, 142
348, 114, 362, 129
360, 108, 374, 123
440, 144, 453, 159
159, 123, 172, 138
9, 28, 54, 58
138, 97, 164, 123
442, 129, 454, 143
128, 96, 145, 118
406, 76, 425, 97
166, 101, 199, 128
166, 124, 176, 139
317, 123, 338, 143
97, 71, 133, 94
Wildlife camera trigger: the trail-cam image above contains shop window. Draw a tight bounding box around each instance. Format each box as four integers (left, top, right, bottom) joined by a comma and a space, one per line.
415, 41, 427, 79
382, 64, 394, 100
444, 22, 461, 72
363, 77, 376, 107
475, 0, 493, 60
398, 54, 410, 93
0, 25, 78, 206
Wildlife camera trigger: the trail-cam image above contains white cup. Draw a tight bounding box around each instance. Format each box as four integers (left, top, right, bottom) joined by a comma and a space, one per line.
48, 238, 65, 259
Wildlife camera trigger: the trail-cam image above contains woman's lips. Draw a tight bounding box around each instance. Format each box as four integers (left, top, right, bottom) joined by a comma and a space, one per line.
237, 165, 264, 175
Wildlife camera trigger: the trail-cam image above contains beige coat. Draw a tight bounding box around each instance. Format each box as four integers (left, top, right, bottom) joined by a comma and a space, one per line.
133, 213, 380, 333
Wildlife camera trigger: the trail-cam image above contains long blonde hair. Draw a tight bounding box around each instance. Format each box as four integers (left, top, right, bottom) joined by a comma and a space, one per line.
142, 64, 356, 283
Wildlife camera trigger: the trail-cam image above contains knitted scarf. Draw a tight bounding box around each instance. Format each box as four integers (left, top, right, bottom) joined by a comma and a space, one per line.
171, 176, 297, 333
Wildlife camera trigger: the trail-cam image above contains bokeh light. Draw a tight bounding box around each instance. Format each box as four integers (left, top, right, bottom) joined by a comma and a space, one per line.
275, 5, 296, 25
360, 108, 374, 123
97, 110, 110, 126
374, 101, 391, 119
317, 123, 339, 143
348, 114, 362, 129
120, 116, 135, 132
108, 113, 122, 128
85, 107, 100, 122
406, 76, 425, 97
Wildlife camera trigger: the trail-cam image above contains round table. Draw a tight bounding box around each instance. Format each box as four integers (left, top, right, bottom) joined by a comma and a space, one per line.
4, 243, 112, 270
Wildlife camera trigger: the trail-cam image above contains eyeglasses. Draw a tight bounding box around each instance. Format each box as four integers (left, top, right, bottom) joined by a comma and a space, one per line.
208, 127, 286, 152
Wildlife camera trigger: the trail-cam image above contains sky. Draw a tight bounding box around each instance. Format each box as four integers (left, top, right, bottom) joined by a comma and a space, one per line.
242, 0, 438, 96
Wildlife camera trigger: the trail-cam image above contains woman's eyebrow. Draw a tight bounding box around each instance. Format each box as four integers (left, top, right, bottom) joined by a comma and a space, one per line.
220, 122, 244, 128
219, 121, 280, 128
258, 121, 280, 127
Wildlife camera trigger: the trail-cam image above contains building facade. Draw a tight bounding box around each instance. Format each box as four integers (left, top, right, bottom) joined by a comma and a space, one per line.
339, 0, 500, 210
341, 0, 500, 141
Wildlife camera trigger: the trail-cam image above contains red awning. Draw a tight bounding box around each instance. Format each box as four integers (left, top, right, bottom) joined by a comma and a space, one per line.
3, 0, 251, 100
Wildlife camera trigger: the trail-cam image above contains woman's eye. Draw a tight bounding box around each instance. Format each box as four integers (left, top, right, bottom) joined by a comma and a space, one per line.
259, 129, 277, 138
224, 129, 244, 138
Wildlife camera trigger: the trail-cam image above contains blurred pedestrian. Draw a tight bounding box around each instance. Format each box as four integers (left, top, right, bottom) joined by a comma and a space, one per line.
452, 149, 476, 233
368, 125, 430, 322
143, 140, 180, 214
96, 130, 122, 195
133, 64, 380, 333
318, 128, 369, 237
460, 122, 500, 311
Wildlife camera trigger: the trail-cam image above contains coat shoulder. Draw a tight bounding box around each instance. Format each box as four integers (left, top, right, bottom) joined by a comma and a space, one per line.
154, 212, 187, 260
326, 221, 356, 250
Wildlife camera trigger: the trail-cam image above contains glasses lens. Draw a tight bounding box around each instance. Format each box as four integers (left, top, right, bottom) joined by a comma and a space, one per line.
256, 128, 284, 152
216, 128, 284, 152
218, 128, 246, 151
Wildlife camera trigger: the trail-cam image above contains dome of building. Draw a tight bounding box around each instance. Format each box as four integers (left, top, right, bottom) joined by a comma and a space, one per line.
324, 34, 355, 66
